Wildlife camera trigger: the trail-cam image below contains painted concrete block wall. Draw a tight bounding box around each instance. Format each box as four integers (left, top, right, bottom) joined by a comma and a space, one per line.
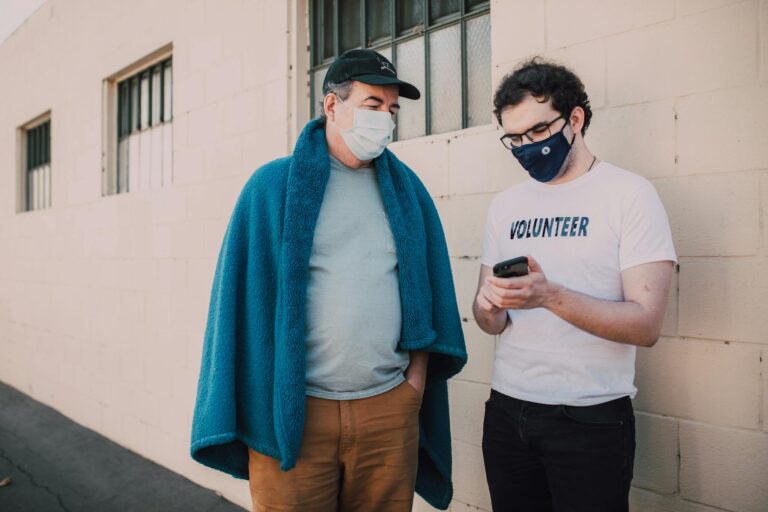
1, 1, 767, 511
405, 1, 768, 511
0, 0, 293, 508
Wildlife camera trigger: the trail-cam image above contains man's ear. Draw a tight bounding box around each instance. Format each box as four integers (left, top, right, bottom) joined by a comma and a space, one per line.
569, 106, 585, 136
324, 94, 336, 122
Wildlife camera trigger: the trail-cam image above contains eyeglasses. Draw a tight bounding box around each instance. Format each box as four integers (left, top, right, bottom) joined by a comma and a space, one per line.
499, 114, 567, 150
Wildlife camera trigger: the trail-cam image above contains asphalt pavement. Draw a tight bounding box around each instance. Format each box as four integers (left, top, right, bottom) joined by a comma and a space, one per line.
0, 380, 245, 512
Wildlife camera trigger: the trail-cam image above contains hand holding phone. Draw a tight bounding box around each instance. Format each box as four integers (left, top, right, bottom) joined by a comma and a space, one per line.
493, 256, 529, 278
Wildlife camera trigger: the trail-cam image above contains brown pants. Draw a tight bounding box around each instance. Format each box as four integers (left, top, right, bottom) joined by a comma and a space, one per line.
248, 380, 422, 512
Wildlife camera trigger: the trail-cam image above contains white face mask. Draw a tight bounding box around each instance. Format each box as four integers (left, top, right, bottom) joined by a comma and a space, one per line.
336, 98, 396, 161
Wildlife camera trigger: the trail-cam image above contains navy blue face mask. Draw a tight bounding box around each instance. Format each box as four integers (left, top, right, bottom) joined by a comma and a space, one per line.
511, 124, 576, 183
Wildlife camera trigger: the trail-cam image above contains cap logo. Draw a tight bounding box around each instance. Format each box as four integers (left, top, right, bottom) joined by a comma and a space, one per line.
378, 58, 396, 75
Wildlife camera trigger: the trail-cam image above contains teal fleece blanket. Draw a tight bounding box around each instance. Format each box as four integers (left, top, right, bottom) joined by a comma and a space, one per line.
190, 118, 467, 509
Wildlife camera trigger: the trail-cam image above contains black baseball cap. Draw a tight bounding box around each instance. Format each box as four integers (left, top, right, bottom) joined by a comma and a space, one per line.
322, 49, 421, 100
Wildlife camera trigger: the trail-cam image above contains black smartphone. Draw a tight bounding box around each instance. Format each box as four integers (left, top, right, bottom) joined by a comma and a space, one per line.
493, 256, 529, 278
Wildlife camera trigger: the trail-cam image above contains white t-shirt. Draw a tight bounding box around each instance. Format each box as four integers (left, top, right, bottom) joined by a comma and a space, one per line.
480, 161, 677, 406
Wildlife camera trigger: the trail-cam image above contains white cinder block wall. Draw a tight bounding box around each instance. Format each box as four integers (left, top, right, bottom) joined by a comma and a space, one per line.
403, 1, 768, 511
0, 1, 766, 511
0, 0, 294, 508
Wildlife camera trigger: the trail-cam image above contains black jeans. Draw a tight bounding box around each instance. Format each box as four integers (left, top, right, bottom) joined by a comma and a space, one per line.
482, 390, 635, 512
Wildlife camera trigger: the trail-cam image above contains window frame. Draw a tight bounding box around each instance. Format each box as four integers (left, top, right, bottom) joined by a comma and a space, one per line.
115, 58, 173, 194
18, 113, 52, 213
308, 0, 490, 139
102, 44, 173, 197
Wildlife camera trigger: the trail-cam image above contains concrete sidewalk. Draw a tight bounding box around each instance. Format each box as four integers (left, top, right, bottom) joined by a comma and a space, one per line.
0, 381, 245, 512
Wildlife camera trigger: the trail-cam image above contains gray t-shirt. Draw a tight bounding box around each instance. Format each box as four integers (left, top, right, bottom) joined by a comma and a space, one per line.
304, 155, 408, 400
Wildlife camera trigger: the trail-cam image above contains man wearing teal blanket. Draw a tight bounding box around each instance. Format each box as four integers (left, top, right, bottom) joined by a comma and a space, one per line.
191, 49, 467, 511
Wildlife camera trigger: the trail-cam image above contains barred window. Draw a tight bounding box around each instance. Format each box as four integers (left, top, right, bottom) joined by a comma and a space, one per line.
309, 0, 491, 140
112, 58, 173, 194
24, 119, 52, 211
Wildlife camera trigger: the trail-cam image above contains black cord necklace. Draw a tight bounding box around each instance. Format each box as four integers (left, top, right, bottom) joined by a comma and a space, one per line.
586, 155, 597, 173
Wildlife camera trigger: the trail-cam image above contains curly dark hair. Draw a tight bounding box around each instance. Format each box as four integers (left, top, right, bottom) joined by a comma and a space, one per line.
493, 57, 592, 135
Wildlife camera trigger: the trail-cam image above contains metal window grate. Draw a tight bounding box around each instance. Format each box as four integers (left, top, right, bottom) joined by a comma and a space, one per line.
308, 0, 490, 140
26, 121, 50, 170
115, 58, 173, 194
118, 58, 172, 141
25, 119, 52, 211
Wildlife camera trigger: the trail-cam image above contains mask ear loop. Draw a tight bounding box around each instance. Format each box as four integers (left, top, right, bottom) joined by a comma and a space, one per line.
330, 93, 351, 122
564, 107, 586, 148
334, 93, 347, 107
559, 112, 577, 148
558, 116, 578, 181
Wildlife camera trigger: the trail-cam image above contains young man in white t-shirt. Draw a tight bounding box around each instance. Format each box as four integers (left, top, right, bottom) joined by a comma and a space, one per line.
473, 58, 676, 512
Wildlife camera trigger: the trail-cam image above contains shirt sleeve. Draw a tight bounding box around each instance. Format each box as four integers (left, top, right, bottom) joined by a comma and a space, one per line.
480, 201, 501, 268
619, 180, 677, 272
